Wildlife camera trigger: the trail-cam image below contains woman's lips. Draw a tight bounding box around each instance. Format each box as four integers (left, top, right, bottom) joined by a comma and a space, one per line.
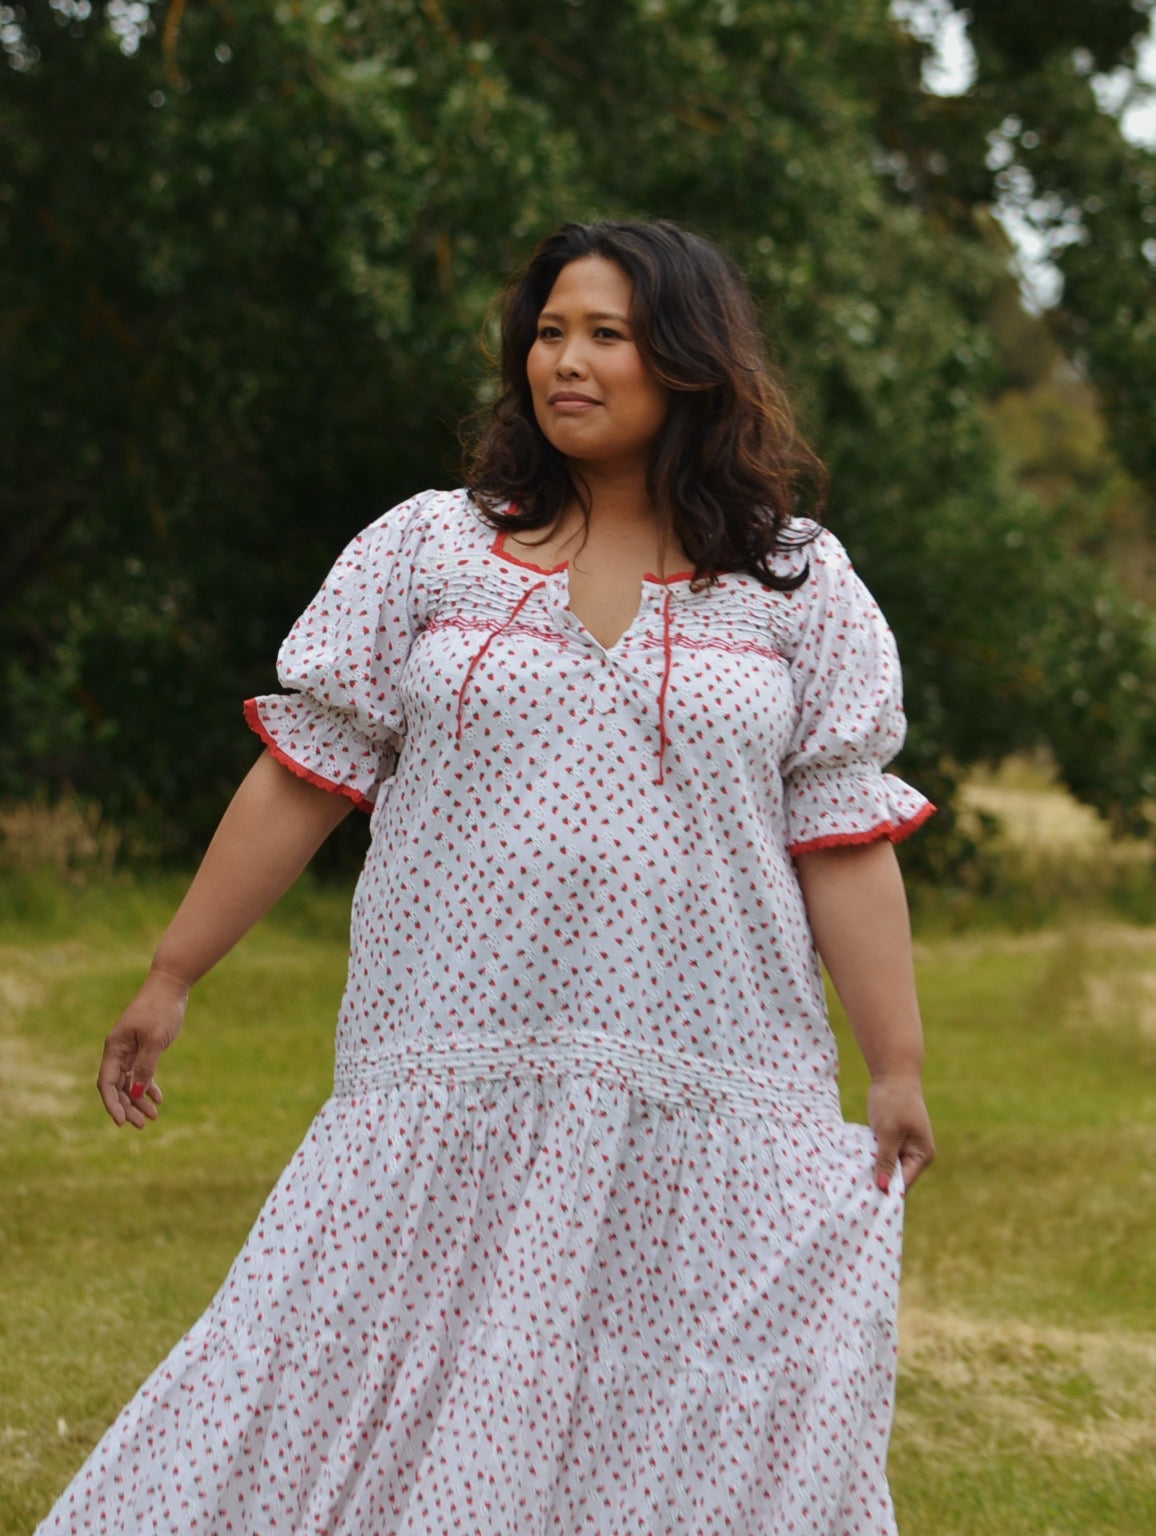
549, 393, 600, 413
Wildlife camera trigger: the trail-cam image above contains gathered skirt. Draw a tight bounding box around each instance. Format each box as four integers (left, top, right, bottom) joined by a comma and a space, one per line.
37, 1032, 904, 1535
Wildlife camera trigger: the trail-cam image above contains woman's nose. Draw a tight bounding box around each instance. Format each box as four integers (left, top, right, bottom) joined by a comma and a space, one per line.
555, 340, 588, 377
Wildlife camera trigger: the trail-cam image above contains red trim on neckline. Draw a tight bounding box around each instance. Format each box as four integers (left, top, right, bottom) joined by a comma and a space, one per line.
492, 531, 695, 585
243, 699, 375, 814
787, 800, 936, 857
491, 531, 569, 574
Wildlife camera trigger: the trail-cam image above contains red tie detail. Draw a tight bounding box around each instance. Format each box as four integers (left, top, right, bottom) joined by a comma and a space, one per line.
655, 589, 674, 785
458, 577, 676, 783
456, 580, 548, 744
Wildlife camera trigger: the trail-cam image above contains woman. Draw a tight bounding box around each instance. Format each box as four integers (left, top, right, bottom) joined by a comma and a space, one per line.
41, 219, 934, 1535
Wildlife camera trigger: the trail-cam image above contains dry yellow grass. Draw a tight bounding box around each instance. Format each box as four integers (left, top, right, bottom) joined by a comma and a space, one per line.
898, 1304, 1156, 1462
961, 781, 1112, 850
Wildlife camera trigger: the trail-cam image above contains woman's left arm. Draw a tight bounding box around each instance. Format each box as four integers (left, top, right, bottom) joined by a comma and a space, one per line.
794, 840, 935, 1194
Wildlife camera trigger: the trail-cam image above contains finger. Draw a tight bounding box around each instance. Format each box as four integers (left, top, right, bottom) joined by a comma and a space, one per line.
128, 1049, 164, 1113
124, 1072, 161, 1124
900, 1141, 934, 1193
873, 1136, 899, 1194
129, 1059, 162, 1097
98, 1074, 127, 1126
116, 1083, 152, 1130
130, 1085, 161, 1122
97, 1052, 129, 1127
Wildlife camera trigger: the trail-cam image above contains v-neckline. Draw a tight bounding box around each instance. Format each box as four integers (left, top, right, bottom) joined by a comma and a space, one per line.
566, 591, 643, 655
490, 530, 693, 651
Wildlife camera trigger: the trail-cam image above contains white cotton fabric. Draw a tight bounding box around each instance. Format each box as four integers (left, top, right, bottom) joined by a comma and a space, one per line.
38, 489, 932, 1536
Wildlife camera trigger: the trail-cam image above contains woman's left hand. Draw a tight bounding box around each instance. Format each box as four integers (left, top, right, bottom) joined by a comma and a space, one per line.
868, 1074, 935, 1194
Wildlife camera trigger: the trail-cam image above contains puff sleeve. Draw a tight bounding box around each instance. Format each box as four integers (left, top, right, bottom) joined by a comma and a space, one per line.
781, 530, 934, 856
243, 492, 431, 812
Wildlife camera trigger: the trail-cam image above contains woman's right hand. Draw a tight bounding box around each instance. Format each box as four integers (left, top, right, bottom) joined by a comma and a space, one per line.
97, 969, 189, 1128
92, 753, 353, 1129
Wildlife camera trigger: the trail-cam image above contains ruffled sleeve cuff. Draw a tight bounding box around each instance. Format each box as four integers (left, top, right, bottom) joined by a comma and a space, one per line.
244, 695, 399, 814
785, 767, 935, 856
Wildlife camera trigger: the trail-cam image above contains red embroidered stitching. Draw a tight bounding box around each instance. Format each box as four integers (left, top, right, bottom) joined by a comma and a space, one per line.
640, 633, 784, 662
427, 614, 563, 648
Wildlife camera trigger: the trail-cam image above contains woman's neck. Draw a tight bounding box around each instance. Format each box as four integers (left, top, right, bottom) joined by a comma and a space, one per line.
554, 465, 689, 576
567, 461, 657, 533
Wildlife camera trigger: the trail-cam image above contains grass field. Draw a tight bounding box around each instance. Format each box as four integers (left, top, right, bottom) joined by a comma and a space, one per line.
2, 832, 1155, 1533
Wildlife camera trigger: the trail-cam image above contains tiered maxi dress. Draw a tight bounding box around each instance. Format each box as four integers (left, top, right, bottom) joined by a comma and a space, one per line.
38, 488, 934, 1536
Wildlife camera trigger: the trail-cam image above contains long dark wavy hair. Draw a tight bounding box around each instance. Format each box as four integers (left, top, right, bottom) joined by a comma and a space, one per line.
464, 219, 827, 590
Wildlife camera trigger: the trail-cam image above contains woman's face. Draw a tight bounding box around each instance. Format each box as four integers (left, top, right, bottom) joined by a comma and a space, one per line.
526, 255, 668, 478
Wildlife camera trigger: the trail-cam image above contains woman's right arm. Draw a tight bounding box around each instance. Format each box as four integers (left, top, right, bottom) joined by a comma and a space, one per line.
97, 750, 356, 1128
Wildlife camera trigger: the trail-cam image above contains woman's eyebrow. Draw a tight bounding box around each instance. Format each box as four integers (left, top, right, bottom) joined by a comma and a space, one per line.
538, 309, 631, 324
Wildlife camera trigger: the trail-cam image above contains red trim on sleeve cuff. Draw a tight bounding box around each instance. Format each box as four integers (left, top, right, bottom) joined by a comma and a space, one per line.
243, 698, 375, 814
788, 799, 936, 857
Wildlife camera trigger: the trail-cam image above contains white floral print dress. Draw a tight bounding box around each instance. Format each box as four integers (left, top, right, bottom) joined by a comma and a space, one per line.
38, 488, 933, 1536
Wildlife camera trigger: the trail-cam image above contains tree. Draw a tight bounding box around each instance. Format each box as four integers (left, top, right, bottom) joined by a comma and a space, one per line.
1, 0, 1153, 858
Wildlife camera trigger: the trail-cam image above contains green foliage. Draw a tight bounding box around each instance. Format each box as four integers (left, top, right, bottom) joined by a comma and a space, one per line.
967, 0, 1145, 73
886, 0, 1156, 499
0, 0, 1153, 855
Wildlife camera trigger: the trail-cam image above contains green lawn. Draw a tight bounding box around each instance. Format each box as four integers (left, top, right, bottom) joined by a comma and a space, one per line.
2, 876, 1155, 1534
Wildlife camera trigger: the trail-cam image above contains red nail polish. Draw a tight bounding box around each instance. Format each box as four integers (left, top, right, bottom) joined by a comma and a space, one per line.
130, 1083, 146, 1101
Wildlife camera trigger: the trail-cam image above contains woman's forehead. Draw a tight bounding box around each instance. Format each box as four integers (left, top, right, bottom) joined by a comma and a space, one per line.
539, 255, 633, 316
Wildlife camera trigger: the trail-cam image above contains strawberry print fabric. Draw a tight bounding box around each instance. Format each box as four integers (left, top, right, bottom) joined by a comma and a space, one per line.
38, 489, 932, 1536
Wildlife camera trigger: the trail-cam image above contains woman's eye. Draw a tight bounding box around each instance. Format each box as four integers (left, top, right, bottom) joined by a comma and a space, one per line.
537, 326, 562, 340
594, 327, 624, 340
